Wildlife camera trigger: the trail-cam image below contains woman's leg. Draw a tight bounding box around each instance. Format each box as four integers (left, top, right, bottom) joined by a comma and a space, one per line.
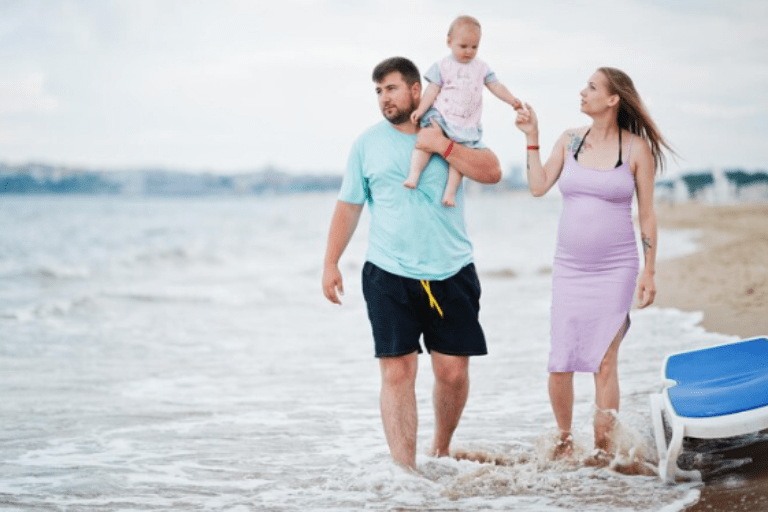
593, 316, 629, 451
549, 371, 575, 457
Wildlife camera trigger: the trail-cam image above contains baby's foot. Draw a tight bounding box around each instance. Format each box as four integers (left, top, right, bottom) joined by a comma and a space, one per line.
403, 179, 418, 189
442, 195, 456, 207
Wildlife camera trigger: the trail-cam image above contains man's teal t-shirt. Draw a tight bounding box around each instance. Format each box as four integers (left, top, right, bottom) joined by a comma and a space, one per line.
339, 121, 474, 281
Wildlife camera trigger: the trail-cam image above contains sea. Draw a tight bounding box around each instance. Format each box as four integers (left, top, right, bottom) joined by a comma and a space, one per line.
0, 191, 751, 511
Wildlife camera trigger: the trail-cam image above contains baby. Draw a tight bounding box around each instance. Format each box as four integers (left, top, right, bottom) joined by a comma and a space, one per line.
406, 15, 522, 206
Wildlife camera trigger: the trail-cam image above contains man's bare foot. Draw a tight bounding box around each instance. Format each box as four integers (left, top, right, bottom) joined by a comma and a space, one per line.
393, 459, 418, 473
431, 446, 450, 458
453, 450, 515, 466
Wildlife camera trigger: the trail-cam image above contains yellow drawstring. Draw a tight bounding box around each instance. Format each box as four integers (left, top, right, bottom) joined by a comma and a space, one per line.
420, 280, 444, 318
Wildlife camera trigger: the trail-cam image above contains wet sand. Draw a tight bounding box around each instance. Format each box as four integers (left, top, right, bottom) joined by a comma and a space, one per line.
654, 201, 768, 512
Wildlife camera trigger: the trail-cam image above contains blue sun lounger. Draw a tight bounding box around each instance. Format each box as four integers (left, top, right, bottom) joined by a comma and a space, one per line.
649, 336, 768, 483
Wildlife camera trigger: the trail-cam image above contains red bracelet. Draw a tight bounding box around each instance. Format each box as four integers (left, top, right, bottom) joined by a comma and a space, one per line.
527, 145, 540, 150
443, 141, 454, 159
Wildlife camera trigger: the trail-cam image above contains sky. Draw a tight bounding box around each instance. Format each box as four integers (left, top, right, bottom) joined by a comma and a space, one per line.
1, 0, 767, 176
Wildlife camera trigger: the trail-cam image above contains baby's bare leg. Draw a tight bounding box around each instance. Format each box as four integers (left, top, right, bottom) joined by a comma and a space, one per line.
404, 149, 431, 189
442, 165, 462, 207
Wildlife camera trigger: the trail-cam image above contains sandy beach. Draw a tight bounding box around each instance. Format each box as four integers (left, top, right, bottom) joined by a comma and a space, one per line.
655, 202, 768, 338
655, 201, 768, 512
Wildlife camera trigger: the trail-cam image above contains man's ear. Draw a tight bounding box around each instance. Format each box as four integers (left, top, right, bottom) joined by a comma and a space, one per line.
411, 81, 422, 100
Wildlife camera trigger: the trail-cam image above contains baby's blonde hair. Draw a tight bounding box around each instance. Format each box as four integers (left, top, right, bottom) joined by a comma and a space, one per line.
448, 15, 481, 37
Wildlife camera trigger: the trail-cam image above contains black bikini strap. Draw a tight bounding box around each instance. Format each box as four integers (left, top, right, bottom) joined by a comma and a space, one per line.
574, 129, 589, 158
574, 128, 624, 168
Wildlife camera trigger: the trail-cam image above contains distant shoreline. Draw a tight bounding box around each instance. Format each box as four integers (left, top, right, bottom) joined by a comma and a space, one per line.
0, 166, 343, 196
3, 163, 767, 198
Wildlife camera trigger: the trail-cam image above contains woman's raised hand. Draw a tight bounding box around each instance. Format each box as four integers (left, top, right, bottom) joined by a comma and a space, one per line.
515, 103, 538, 135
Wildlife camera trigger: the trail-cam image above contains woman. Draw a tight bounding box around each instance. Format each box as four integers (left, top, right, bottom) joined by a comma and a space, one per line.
514, 67, 674, 459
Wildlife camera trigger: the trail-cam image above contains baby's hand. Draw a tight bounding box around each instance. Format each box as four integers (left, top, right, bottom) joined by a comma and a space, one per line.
410, 110, 421, 125
514, 103, 538, 134
511, 97, 523, 110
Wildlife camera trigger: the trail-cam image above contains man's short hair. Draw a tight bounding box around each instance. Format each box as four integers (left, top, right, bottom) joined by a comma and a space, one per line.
372, 57, 421, 87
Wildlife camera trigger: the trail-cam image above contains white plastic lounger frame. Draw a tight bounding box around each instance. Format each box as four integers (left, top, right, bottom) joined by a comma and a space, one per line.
649, 336, 768, 483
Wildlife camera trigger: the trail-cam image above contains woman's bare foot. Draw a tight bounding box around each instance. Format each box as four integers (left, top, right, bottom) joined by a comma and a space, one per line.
593, 407, 617, 453
553, 431, 574, 460
583, 448, 612, 468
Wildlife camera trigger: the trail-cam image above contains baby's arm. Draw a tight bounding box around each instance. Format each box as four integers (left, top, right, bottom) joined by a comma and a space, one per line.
410, 83, 441, 124
486, 81, 522, 109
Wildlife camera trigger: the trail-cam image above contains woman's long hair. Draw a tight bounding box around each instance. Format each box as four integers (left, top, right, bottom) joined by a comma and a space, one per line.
598, 67, 676, 174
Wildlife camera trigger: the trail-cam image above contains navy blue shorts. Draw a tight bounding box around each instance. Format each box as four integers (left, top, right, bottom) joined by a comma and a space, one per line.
362, 262, 487, 358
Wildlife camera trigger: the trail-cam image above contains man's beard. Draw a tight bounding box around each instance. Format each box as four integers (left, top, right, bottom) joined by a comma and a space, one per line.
383, 99, 416, 125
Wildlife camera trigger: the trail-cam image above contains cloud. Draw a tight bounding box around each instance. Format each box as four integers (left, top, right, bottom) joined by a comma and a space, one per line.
678, 102, 763, 120
0, 0, 766, 172
0, 73, 60, 114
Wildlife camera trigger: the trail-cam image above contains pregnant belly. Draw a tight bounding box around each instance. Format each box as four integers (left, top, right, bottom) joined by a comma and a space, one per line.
556, 203, 638, 267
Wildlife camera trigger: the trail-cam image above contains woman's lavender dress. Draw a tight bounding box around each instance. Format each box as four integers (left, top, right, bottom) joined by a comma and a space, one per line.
548, 139, 639, 372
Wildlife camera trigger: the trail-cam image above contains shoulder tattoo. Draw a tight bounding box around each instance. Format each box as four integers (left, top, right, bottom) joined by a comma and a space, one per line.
566, 132, 590, 156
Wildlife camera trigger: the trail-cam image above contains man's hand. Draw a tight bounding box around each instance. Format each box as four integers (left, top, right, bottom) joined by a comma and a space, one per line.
415, 118, 448, 155
321, 201, 363, 305
322, 263, 344, 305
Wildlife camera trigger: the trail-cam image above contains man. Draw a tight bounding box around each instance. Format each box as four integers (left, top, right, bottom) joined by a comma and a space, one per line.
321, 57, 501, 470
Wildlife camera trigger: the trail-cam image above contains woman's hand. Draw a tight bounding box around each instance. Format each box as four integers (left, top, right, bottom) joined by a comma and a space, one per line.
515, 103, 538, 135
636, 271, 657, 308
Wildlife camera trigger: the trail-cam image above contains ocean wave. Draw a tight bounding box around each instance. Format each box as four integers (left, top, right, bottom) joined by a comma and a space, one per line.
18, 263, 92, 280
102, 291, 216, 304
271, 438, 700, 512
1, 296, 95, 322
101, 287, 254, 306
133, 247, 191, 264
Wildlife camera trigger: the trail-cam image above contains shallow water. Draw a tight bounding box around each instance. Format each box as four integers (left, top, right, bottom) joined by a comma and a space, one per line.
0, 192, 743, 511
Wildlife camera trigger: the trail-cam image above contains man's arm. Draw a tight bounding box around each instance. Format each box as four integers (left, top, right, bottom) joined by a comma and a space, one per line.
414, 119, 502, 184
322, 200, 364, 305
